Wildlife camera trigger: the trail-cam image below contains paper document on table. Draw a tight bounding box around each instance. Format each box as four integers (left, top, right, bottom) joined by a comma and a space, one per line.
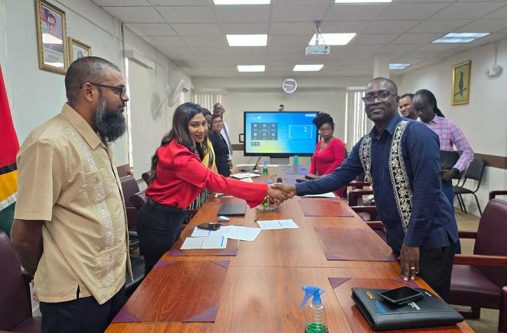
191, 227, 223, 238
304, 192, 336, 198
222, 226, 261, 241
240, 178, 253, 182
180, 235, 227, 249
257, 219, 299, 230
231, 172, 260, 179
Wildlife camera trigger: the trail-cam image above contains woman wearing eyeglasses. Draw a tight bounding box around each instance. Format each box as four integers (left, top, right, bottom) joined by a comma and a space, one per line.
209, 115, 231, 177
137, 102, 288, 274
307, 112, 347, 197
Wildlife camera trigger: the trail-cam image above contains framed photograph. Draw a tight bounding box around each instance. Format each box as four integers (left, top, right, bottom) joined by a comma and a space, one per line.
68, 37, 92, 63
35, 0, 68, 74
451, 60, 471, 105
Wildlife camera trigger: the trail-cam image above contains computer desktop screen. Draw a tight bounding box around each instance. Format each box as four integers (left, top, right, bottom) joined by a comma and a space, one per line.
243, 111, 318, 157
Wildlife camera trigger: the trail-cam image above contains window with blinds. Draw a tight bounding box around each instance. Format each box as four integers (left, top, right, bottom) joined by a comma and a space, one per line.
344, 90, 372, 151
192, 92, 224, 111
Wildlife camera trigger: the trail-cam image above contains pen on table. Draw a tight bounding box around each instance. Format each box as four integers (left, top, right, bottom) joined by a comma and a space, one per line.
220, 236, 224, 247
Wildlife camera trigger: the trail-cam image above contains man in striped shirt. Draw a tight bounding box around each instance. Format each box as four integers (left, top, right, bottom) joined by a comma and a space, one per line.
413, 89, 474, 207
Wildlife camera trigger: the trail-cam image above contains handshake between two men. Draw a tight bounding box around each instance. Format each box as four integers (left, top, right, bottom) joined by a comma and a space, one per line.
266, 183, 298, 202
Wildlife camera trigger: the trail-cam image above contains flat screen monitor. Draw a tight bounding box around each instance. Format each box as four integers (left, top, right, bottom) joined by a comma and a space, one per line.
244, 111, 318, 157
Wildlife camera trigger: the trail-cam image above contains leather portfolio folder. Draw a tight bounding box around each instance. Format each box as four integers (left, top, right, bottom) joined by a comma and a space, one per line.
351, 287, 464, 331
440, 150, 460, 170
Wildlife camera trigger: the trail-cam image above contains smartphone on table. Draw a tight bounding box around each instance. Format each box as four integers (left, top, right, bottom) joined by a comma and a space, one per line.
378, 286, 424, 306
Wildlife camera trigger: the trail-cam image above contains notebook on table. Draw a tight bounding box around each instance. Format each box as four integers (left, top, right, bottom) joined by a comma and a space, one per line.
351, 287, 463, 331
217, 202, 247, 216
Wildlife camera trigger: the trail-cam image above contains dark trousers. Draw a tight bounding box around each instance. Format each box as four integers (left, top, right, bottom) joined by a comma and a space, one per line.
137, 199, 188, 275
419, 244, 455, 302
40, 287, 126, 333
442, 180, 455, 213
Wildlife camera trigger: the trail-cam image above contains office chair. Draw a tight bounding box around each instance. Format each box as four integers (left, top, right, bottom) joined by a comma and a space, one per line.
450, 195, 507, 332
453, 158, 486, 215
0, 230, 41, 333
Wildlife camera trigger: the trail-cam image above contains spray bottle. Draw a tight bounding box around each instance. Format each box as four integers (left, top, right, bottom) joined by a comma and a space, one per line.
301, 286, 328, 333
262, 160, 269, 175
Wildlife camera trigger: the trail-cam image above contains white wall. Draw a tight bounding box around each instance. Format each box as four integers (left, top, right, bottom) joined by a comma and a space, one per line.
216, 88, 347, 168
0, 0, 190, 174
397, 38, 507, 216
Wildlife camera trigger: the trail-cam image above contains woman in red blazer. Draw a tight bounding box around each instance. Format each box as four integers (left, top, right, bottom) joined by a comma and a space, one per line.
138, 102, 287, 274
308, 112, 347, 197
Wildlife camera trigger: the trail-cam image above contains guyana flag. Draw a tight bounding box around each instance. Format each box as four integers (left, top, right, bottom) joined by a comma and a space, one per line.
0, 64, 19, 237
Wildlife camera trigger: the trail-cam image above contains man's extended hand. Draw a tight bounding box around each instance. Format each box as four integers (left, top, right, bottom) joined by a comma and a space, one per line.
400, 244, 420, 281
271, 183, 297, 199
267, 185, 290, 202
441, 168, 458, 183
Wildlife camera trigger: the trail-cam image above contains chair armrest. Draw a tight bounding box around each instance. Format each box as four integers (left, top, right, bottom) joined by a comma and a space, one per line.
458, 230, 477, 239
350, 205, 378, 221
366, 221, 383, 230
500, 286, 507, 333
454, 254, 507, 267
349, 180, 370, 188
489, 190, 507, 200
348, 189, 374, 206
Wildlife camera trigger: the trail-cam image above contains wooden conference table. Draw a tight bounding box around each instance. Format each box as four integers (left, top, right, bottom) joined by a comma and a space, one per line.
106, 167, 472, 333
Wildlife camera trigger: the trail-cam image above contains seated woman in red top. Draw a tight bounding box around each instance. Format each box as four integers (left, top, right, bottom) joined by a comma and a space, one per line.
138, 102, 286, 274
308, 112, 347, 197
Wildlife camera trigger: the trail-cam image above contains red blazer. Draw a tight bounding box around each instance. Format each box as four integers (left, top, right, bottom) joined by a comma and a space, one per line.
147, 139, 267, 208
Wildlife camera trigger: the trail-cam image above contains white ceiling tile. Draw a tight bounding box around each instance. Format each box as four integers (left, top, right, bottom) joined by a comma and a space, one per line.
271, 1, 329, 22
229, 47, 266, 57
454, 19, 507, 33
350, 33, 398, 45
269, 22, 315, 35
321, 20, 371, 33
157, 6, 216, 23
101, 6, 165, 23
171, 24, 222, 36
269, 34, 312, 47
143, 36, 187, 46
214, 6, 270, 23
191, 48, 230, 57
375, 3, 449, 21
126, 23, 176, 36
390, 33, 442, 44
325, 4, 389, 21
432, 2, 506, 19
364, 21, 418, 34
221, 23, 269, 34
183, 67, 214, 76
409, 19, 470, 33
484, 5, 507, 18
92, 0, 150, 6
380, 44, 422, 55
184, 35, 227, 47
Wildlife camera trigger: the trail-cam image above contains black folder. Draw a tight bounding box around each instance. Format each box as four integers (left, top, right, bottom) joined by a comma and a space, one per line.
217, 202, 247, 216
440, 151, 460, 170
351, 287, 464, 331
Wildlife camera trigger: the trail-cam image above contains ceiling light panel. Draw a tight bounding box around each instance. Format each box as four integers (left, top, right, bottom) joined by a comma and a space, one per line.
432, 32, 490, 44
389, 63, 411, 70
237, 65, 265, 72
293, 64, 324, 72
226, 34, 268, 46
309, 33, 356, 46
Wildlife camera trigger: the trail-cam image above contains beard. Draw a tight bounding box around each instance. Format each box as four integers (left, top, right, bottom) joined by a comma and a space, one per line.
94, 96, 126, 143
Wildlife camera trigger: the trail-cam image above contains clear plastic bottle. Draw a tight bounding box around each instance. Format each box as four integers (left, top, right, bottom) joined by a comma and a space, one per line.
262, 161, 269, 175
301, 286, 329, 333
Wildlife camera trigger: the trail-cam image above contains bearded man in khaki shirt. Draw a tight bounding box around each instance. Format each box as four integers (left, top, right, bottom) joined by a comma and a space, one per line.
11, 56, 131, 333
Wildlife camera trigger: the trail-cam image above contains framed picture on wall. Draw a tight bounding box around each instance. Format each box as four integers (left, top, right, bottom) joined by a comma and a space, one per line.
35, 0, 68, 74
451, 60, 471, 105
68, 37, 92, 63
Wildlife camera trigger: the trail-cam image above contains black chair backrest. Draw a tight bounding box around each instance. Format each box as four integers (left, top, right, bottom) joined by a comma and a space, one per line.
462, 158, 486, 191
0, 230, 32, 330
474, 199, 507, 288
130, 190, 147, 210
141, 171, 151, 186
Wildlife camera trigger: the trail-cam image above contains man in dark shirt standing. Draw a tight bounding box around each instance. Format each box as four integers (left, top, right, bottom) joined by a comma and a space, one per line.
274, 77, 458, 301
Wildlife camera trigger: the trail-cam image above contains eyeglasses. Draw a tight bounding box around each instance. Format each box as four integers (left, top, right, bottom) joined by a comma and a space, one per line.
362, 90, 395, 104
86, 82, 127, 99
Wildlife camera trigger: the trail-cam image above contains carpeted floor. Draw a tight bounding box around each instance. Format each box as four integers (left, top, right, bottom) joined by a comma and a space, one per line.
454, 210, 499, 333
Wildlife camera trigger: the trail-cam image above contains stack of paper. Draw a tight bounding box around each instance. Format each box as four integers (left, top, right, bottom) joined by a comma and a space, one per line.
181, 225, 263, 250
303, 192, 336, 198
231, 172, 260, 179
256, 219, 299, 230
181, 235, 227, 250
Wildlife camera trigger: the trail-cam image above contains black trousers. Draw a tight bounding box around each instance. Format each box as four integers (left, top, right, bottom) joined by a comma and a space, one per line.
137, 199, 188, 275
418, 243, 456, 302
40, 287, 126, 333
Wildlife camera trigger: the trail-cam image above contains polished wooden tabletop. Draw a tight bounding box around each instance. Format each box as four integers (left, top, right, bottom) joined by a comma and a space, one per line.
106, 170, 472, 333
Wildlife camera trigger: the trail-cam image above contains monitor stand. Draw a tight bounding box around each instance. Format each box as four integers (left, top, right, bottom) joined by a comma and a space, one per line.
269, 157, 289, 165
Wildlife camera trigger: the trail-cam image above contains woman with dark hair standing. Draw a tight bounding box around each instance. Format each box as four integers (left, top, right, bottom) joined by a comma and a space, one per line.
209, 115, 231, 177
137, 102, 287, 274
308, 112, 347, 197
413, 89, 474, 208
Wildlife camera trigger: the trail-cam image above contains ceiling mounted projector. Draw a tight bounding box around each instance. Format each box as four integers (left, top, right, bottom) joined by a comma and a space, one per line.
306, 20, 330, 56
305, 44, 330, 55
